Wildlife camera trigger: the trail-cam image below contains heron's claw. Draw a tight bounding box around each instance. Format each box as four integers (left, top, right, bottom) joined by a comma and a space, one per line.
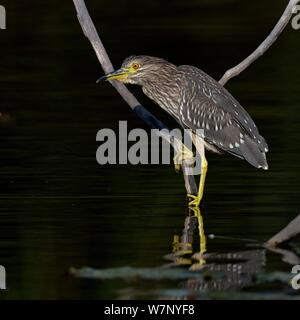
174, 162, 181, 173
187, 194, 202, 207
173, 147, 194, 172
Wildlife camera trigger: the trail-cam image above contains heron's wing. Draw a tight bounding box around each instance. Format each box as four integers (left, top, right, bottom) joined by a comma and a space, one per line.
178, 65, 268, 153
177, 65, 268, 169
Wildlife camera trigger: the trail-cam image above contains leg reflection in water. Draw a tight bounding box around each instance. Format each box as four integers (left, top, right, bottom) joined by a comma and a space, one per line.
163, 207, 266, 294
164, 206, 207, 269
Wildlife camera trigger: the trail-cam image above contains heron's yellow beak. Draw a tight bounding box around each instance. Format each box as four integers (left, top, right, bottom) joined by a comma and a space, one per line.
96, 68, 130, 83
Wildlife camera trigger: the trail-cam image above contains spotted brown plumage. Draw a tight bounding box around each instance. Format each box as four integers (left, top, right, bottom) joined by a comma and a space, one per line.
178, 65, 268, 169
99, 55, 269, 206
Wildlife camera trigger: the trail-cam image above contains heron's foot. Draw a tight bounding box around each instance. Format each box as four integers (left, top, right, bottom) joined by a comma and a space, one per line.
187, 194, 202, 207
173, 147, 194, 172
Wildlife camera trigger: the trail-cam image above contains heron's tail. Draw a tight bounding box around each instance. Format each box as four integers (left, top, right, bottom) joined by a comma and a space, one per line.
239, 135, 269, 170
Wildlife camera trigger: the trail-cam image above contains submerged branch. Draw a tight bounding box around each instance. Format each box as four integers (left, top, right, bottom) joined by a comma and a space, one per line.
266, 213, 300, 247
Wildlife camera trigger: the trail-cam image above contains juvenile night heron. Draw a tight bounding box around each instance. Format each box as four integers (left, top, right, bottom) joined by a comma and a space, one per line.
98, 56, 269, 206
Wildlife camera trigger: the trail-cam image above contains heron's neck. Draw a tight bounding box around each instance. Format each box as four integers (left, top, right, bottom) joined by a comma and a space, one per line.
141, 69, 181, 119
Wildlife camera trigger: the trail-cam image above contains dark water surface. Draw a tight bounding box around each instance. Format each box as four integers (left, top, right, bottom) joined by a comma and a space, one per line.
0, 0, 300, 299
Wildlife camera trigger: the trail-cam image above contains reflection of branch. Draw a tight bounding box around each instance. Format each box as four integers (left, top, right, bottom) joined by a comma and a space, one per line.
219, 0, 299, 86
72, 0, 197, 195
266, 214, 300, 247
266, 246, 300, 265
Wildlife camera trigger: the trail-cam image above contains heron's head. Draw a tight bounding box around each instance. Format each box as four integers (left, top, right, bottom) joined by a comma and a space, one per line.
97, 55, 177, 86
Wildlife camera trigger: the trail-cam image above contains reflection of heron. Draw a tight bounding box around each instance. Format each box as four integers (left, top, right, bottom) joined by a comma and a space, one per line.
164, 207, 207, 268
99, 56, 269, 206
164, 206, 266, 294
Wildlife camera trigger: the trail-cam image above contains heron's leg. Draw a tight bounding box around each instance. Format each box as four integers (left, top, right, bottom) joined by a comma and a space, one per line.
188, 136, 208, 207
173, 144, 194, 172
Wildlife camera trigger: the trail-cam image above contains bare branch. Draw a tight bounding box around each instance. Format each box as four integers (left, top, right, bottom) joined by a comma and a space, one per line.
72, 0, 197, 195
219, 0, 299, 86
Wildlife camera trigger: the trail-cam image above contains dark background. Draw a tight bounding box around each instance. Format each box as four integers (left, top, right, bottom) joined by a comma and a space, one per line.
0, 0, 299, 299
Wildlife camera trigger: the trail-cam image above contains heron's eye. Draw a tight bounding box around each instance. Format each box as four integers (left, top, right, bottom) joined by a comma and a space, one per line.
132, 63, 140, 70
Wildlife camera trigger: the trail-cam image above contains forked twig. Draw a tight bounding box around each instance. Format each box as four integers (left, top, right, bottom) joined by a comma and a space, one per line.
219, 0, 299, 86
